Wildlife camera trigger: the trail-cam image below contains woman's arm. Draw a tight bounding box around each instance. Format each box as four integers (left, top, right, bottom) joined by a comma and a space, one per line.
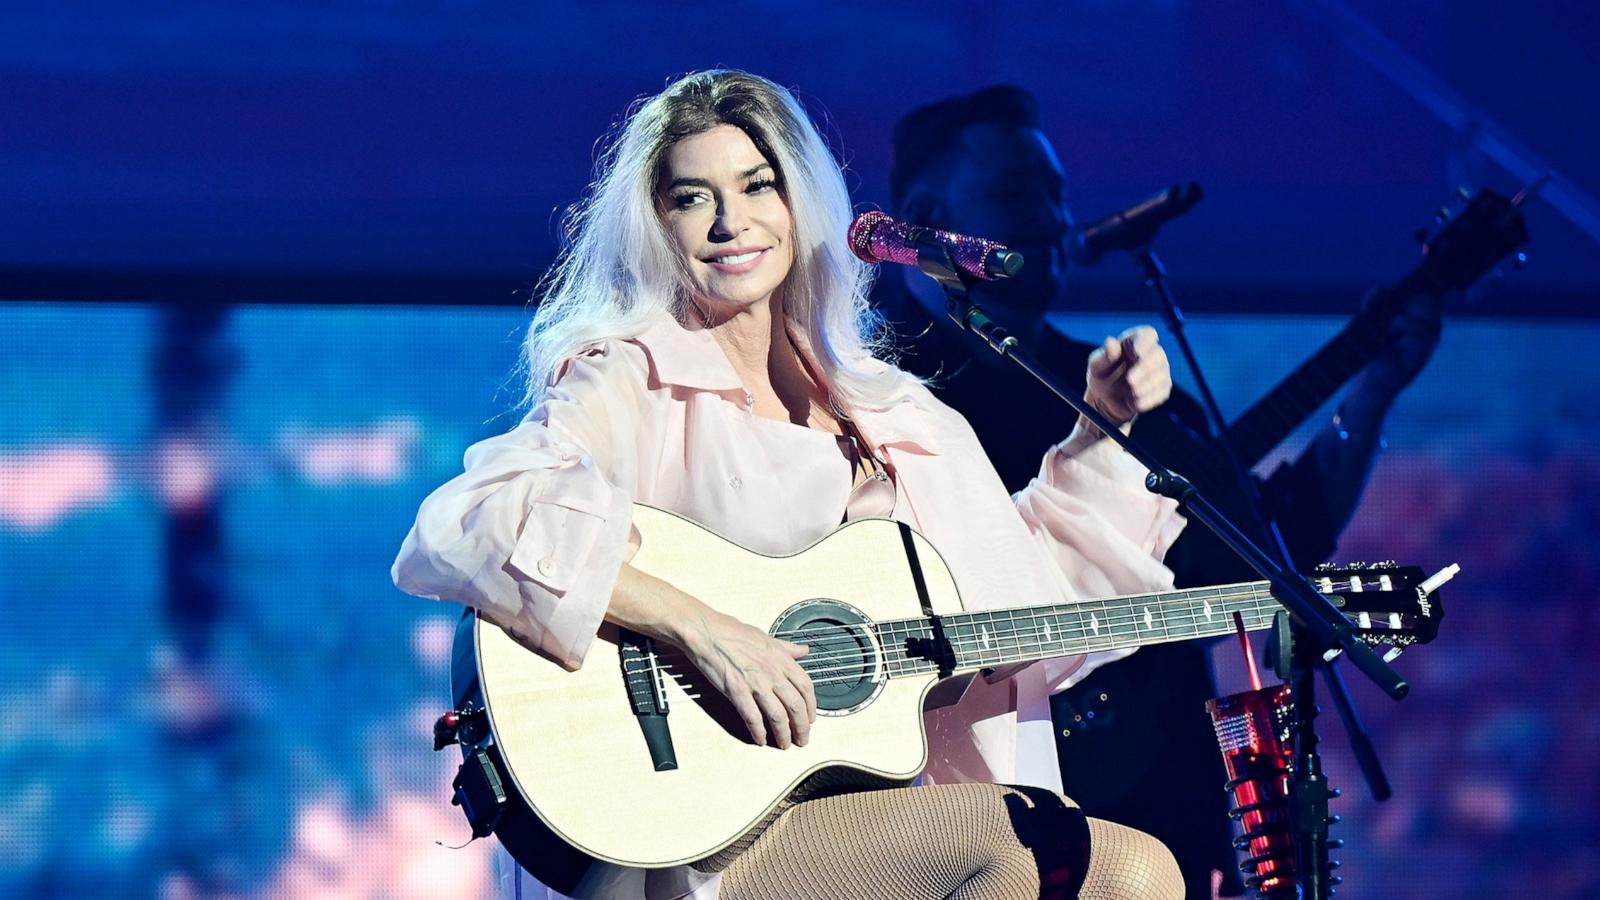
394, 339, 816, 748
606, 565, 817, 749
1014, 325, 1184, 599
392, 342, 645, 670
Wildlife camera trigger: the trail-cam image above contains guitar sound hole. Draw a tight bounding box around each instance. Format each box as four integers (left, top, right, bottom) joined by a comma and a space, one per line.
772, 600, 884, 715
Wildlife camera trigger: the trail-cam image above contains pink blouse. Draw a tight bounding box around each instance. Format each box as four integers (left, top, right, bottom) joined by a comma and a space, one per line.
392, 314, 1183, 898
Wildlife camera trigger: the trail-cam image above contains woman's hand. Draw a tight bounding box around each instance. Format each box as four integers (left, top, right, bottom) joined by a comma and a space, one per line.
678, 610, 817, 749
1084, 325, 1172, 431
606, 564, 816, 749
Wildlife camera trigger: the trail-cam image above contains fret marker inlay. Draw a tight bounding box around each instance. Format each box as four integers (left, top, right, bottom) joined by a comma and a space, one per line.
1143, 608, 1154, 629
1090, 614, 1100, 635
1203, 600, 1213, 621
980, 627, 991, 650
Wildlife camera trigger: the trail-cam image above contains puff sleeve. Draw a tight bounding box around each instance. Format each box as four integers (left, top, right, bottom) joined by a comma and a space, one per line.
391, 341, 650, 670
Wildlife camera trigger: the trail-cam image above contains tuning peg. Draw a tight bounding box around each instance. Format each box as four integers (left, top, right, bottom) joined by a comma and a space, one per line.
1383, 647, 1404, 663
1513, 251, 1528, 270
1373, 560, 1397, 569
1434, 206, 1452, 224
1347, 561, 1368, 570
1413, 226, 1430, 244
1457, 185, 1473, 200
1420, 563, 1461, 595
1314, 562, 1337, 572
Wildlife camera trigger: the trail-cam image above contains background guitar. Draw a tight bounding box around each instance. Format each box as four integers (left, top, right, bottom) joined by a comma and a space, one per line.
1167, 187, 1531, 506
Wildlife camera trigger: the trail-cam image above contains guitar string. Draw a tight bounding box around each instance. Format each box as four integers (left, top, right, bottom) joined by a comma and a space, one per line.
797, 600, 1284, 683
624, 573, 1337, 672
619, 584, 1383, 683
623, 593, 1285, 682
641, 591, 1409, 687
625, 590, 1296, 685
650, 604, 1281, 690
619, 579, 1410, 683
617, 583, 1278, 676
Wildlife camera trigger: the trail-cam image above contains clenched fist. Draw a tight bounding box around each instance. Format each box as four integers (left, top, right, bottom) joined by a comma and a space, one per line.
1084, 325, 1172, 429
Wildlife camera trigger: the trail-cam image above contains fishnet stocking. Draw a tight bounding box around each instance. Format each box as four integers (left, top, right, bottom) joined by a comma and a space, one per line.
1077, 815, 1185, 900
719, 783, 1180, 900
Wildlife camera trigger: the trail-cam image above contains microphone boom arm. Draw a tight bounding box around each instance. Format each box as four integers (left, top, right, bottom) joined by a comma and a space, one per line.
912, 236, 1408, 701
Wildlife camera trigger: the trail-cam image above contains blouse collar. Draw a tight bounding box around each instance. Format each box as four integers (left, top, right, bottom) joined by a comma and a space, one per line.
628, 313, 943, 456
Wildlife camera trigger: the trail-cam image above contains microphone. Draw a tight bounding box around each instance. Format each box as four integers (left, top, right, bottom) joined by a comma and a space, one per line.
847, 211, 1024, 281
1069, 182, 1204, 266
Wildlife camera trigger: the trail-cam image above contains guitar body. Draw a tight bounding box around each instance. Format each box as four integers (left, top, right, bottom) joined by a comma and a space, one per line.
458, 505, 964, 884
446, 505, 1443, 896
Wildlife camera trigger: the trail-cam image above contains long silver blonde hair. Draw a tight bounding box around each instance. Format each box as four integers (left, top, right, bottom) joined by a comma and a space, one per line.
519, 70, 894, 408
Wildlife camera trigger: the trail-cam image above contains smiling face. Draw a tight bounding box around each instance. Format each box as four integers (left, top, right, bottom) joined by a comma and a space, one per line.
658, 124, 795, 318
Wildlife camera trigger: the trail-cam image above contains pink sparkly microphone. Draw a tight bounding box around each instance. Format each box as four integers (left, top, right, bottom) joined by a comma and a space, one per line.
846, 211, 1024, 281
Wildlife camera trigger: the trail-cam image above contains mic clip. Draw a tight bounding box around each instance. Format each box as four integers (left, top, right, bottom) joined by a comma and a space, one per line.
915, 235, 1020, 358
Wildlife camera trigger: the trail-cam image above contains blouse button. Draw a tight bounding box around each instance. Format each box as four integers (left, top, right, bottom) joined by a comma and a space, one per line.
742, 389, 754, 409
537, 557, 558, 577
729, 475, 742, 489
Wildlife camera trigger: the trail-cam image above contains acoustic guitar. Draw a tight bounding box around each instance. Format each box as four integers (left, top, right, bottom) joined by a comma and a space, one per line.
439, 504, 1447, 896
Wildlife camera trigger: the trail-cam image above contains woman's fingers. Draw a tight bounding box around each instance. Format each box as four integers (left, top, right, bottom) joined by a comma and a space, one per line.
689, 617, 819, 749
787, 658, 818, 724
1120, 324, 1159, 357
729, 687, 769, 748
773, 680, 812, 747
1086, 326, 1171, 421
752, 686, 793, 749
1087, 335, 1121, 378
779, 640, 818, 724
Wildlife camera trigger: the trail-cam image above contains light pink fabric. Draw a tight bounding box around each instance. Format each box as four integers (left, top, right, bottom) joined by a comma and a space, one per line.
393, 314, 1183, 899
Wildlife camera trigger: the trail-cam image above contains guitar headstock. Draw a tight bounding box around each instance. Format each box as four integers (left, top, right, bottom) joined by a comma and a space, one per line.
1414, 188, 1530, 293
1311, 561, 1446, 653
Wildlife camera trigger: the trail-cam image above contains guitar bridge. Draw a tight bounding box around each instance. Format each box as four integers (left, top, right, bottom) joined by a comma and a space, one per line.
620, 630, 678, 771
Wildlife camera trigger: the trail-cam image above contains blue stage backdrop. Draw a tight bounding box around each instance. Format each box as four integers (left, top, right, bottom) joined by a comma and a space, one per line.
4, 1, 1598, 898
2, 303, 1597, 898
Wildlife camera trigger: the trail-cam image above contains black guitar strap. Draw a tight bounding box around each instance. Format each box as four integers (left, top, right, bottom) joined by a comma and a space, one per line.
897, 522, 956, 678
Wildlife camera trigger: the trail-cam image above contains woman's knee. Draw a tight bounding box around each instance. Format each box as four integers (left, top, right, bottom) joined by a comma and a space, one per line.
1082, 819, 1184, 900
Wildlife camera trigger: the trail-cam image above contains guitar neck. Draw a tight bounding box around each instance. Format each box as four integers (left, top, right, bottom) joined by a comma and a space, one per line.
1223, 270, 1429, 467
875, 580, 1281, 677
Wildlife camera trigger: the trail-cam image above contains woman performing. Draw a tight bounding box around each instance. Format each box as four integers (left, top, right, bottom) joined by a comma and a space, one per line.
394, 70, 1185, 900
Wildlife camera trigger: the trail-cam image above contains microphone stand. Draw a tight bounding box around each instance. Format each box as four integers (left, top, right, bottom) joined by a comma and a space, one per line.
913, 236, 1408, 900
1137, 246, 1393, 807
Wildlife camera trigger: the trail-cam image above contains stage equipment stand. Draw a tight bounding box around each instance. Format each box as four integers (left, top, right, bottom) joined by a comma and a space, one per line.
913, 237, 1408, 900
1134, 244, 1394, 817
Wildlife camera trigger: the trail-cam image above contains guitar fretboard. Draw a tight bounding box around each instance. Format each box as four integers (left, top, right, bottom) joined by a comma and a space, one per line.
874, 581, 1281, 677
1224, 271, 1427, 469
